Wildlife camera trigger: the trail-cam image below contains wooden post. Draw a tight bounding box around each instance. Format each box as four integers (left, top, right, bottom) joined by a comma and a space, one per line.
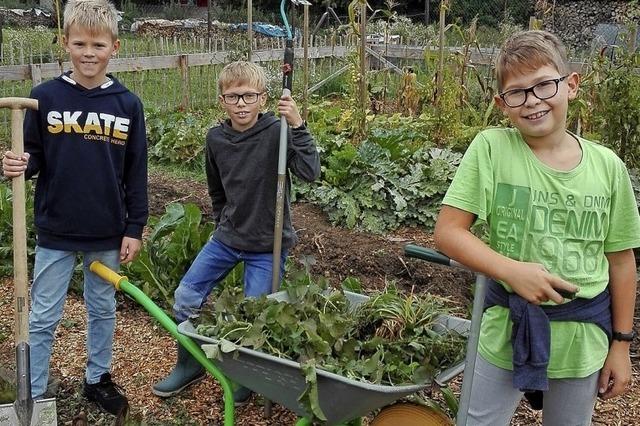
629, 23, 638, 52
0, 14, 3, 63
302, 4, 309, 121
424, 0, 430, 25
436, 0, 447, 106
247, 0, 253, 61
179, 54, 190, 110
359, 1, 367, 132
207, 0, 212, 51
30, 64, 42, 86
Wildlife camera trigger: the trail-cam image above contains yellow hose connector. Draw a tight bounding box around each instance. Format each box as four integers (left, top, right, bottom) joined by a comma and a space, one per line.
89, 261, 128, 291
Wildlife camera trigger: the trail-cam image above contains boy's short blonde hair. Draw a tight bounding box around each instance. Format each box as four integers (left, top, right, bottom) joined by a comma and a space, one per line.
495, 30, 569, 92
218, 61, 267, 95
64, 0, 119, 40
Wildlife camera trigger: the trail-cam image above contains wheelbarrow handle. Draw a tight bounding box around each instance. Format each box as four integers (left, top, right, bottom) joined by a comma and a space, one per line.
89, 262, 236, 426
404, 244, 467, 269
403, 243, 484, 426
404, 244, 577, 300
89, 261, 129, 290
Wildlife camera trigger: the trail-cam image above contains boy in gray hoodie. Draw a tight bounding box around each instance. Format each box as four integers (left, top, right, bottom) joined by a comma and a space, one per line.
152, 61, 320, 402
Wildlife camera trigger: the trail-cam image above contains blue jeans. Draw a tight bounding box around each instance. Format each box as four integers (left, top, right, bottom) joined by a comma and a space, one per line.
30, 246, 120, 398
173, 238, 287, 323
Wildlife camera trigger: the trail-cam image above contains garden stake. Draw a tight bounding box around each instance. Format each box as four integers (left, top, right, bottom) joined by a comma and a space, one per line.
0, 97, 57, 426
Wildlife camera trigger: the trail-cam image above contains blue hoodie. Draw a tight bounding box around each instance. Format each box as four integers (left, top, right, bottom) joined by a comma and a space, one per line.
23, 72, 148, 251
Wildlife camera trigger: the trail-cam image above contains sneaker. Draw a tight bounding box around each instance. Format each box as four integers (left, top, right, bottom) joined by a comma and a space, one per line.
233, 386, 253, 407
84, 373, 129, 416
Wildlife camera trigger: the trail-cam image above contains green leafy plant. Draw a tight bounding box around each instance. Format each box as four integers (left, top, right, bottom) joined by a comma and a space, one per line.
122, 203, 214, 309
195, 278, 466, 422
297, 113, 463, 233
145, 108, 218, 166
570, 34, 640, 169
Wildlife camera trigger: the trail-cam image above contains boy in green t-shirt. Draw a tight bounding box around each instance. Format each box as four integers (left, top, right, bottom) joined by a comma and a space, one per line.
434, 30, 640, 425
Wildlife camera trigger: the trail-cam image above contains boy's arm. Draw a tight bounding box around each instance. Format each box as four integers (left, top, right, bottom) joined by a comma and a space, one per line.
598, 248, 636, 399
122, 102, 149, 240
434, 205, 577, 304
205, 143, 225, 223
278, 94, 320, 182
286, 125, 321, 182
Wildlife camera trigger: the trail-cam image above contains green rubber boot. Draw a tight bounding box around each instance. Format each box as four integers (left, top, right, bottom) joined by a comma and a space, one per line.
152, 344, 206, 397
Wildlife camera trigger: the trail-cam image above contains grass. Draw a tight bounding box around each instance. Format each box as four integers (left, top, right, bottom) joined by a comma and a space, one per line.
0, 376, 15, 404
149, 161, 206, 183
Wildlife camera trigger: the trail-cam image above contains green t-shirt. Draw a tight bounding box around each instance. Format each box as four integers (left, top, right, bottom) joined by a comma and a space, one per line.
443, 128, 640, 378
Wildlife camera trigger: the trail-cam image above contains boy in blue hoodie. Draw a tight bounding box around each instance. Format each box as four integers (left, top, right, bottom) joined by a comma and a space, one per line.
152, 61, 320, 403
2, 0, 147, 417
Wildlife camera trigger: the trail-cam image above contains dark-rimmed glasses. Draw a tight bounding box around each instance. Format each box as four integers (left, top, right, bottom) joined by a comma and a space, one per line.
220, 92, 264, 105
499, 75, 568, 108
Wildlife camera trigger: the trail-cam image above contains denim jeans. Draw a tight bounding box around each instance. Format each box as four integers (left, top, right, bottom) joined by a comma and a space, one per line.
467, 355, 598, 426
173, 238, 287, 323
29, 246, 120, 398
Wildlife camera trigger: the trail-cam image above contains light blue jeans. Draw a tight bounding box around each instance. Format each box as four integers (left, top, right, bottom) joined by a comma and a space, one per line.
173, 238, 287, 323
30, 246, 120, 398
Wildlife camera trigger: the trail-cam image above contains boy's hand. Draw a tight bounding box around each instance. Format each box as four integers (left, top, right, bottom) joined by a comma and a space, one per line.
2, 151, 30, 178
598, 341, 632, 399
503, 261, 579, 304
278, 94, 304, 128
120, 237, 142, 264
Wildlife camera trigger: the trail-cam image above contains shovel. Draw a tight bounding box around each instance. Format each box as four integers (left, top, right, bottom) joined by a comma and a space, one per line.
0, 97, 57, 426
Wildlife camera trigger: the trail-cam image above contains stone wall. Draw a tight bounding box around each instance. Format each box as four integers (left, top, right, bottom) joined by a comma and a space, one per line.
536, 0, 639, 51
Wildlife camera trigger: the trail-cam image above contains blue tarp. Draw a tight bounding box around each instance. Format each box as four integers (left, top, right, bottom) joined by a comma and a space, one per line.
228, 22, 301, 38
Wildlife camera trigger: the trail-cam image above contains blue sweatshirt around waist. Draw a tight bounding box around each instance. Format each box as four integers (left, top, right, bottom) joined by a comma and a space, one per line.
23, 72, 148, 251
484, 279, 612, 392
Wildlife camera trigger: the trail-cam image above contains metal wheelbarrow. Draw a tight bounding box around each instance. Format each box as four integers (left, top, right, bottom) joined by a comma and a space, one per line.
90, 262, 472, 425
179, 290, 471, 425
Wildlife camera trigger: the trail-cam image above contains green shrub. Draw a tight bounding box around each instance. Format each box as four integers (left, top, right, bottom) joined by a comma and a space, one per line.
122, 203, 214, 309
145, 108, 219, 167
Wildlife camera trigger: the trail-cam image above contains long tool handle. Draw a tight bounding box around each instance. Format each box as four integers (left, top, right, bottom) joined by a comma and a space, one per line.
2, 97, 39, 426
271, 38, 295, 295
1, 98, 38, 346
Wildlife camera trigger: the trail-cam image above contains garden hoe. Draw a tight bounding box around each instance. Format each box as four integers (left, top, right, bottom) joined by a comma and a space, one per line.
0, 97, 57, 426
266, 0, 310, 418
271, 0, 311, 295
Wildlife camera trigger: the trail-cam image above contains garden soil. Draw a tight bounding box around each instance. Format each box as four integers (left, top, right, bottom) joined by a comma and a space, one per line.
0, 170, 638, 425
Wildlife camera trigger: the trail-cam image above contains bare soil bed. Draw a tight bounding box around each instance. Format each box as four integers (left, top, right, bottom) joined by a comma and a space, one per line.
0, 170, 638, 425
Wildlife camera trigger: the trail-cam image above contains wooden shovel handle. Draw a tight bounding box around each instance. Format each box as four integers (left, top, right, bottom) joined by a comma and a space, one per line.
1, 97, 39, 345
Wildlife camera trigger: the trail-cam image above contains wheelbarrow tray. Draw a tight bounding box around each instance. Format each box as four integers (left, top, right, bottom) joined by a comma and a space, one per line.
178, 290, 469, 425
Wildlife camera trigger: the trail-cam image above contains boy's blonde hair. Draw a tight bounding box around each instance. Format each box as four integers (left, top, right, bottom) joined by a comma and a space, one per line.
218, 61, 267, 95
64, 0, 119, 40
495, 30, 569, 92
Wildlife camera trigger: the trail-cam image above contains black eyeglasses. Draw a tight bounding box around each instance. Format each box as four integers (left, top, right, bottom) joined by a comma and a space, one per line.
499, 75, 568, 108
220, 92, 264, 105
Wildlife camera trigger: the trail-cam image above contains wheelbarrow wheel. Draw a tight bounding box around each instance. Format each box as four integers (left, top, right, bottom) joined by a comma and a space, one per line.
370, 403, 453, 426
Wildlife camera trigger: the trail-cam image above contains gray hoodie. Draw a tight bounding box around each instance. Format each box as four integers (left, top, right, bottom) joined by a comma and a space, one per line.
205, 112, 320, 252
